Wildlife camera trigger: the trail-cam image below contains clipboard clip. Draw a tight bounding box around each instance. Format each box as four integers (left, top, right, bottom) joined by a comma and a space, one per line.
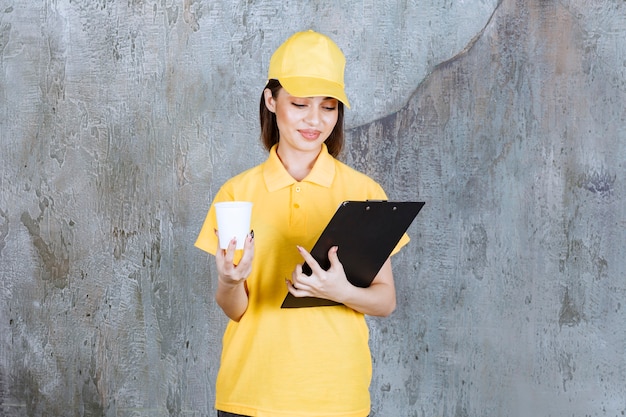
364, 199, 389, 210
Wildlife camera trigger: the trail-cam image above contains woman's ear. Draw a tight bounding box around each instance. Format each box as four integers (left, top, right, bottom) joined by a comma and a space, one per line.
263, 88, 276, 113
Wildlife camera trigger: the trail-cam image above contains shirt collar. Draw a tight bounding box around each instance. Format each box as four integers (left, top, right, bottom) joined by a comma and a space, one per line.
263, 144, 336, 192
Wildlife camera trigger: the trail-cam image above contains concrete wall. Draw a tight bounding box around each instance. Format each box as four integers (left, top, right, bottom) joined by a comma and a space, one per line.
1, 0, 624, 416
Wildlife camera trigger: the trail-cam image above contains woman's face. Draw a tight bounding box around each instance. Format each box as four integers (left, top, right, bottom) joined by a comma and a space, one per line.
264, 88, 339, 156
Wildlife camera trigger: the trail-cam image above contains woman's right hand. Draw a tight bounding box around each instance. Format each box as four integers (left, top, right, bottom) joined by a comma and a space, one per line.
215, 232, 255, 287
214, 231, 254, 321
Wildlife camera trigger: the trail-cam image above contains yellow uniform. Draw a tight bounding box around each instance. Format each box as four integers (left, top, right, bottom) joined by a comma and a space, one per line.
195, 144, 409, 417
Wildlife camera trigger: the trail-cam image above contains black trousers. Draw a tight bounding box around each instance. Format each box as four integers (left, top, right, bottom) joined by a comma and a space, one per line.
218, 410, 371, 417
218, 411, 368, 417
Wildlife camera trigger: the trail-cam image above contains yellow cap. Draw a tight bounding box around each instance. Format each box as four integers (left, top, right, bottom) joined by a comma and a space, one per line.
268, 30, 350, 108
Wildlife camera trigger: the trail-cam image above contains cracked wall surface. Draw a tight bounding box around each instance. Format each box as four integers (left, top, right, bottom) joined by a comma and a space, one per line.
1, 0, 625, 416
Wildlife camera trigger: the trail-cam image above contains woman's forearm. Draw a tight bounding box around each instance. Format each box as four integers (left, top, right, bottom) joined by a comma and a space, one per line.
339, 260, 397, 317
215, 280, 248, 321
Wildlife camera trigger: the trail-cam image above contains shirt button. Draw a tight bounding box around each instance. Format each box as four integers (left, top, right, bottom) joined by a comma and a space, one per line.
295, 186, 301, 192
294, 203, 300, 208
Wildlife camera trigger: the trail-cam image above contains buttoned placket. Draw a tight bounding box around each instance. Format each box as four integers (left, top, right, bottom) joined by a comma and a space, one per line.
290, 182, 306, 236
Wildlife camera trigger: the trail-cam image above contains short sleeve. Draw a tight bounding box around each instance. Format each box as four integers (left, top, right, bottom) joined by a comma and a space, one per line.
368, 182, 411, 256
391, 233, 410, 256
194, 186, 234, 255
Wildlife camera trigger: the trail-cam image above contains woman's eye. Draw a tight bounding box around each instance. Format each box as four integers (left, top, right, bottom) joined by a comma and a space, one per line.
292, 102, 306, 108
323, 106, 337, 111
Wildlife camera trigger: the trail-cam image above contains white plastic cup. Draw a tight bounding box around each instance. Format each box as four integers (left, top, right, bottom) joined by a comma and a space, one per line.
215, 201, 253, 249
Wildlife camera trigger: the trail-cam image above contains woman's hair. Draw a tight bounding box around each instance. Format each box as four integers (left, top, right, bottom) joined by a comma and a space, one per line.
259, 79, 345, 158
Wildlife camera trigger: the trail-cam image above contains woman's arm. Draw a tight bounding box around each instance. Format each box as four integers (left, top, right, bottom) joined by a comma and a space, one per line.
214, 233, 254, 321
287, 246, 397, 317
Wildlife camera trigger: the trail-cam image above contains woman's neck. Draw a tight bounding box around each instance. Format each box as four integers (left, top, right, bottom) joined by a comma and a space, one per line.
276, 145, 321, 181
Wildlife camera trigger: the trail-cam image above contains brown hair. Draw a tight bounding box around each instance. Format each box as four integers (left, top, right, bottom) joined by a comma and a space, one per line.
259, 79, 345, 158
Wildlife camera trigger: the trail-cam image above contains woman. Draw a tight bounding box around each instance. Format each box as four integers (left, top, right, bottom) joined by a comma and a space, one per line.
195, 30, 409, 417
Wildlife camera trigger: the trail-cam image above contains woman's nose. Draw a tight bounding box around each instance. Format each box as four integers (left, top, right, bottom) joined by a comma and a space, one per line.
304, 106, 320, 125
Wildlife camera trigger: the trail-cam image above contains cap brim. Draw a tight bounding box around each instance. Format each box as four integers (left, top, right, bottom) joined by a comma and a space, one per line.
278, 77, 350, 109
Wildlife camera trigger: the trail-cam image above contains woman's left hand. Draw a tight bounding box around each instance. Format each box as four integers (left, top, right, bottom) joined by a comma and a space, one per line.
287, 245, 397, 317
287, 245, 351, 303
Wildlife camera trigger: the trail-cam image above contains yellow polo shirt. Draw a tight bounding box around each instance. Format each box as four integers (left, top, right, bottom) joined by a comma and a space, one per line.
195, 144, 409, 417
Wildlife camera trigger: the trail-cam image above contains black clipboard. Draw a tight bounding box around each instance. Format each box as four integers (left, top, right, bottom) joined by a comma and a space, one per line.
281, 200, 425, 308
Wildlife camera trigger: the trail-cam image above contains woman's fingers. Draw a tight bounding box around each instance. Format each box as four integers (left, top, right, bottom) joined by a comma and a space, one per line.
215, 232, 255, 286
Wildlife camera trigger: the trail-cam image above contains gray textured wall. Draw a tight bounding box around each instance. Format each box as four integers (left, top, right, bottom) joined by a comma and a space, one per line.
1, 0, 624, 416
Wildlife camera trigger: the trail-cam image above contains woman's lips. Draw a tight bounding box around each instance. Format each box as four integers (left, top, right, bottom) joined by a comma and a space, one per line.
299, 129, 321, 140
